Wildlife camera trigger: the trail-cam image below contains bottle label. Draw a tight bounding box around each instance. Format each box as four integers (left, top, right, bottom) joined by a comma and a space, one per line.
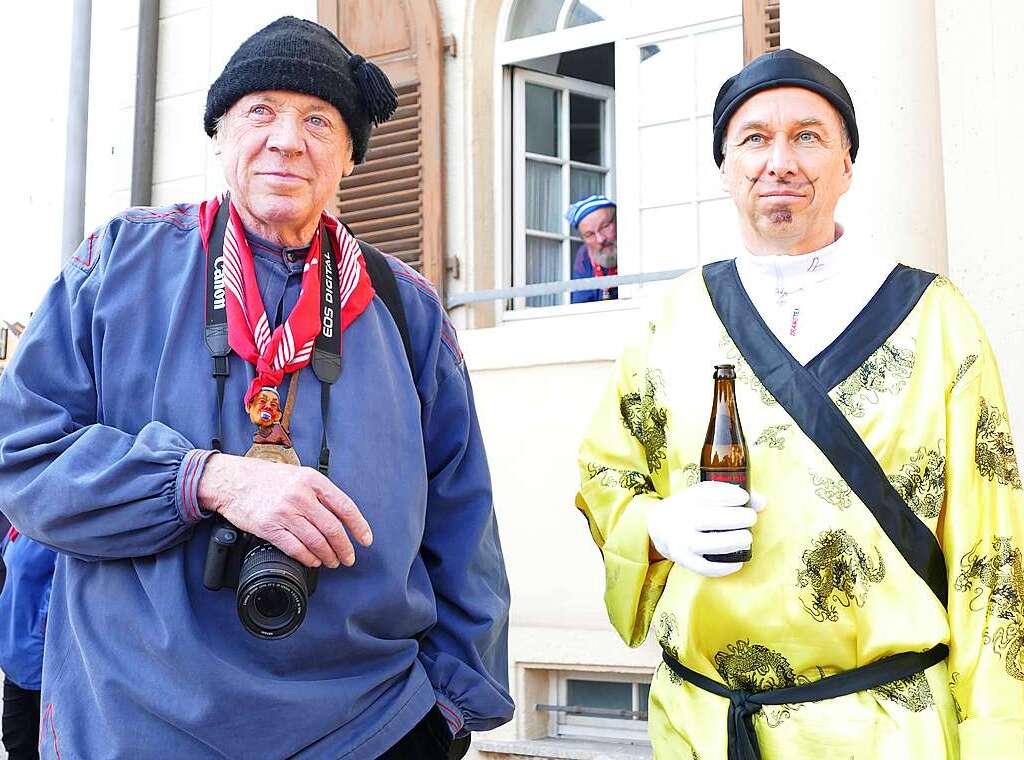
699, 468, 751, 564
700, 468, 748, 488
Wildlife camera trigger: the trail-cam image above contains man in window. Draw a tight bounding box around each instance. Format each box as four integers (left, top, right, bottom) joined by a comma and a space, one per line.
566, 194, 618, 304
576, 49, 1024, 758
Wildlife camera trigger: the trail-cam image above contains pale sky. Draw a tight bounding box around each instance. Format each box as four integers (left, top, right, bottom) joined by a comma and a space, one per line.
0, 6, 74, 321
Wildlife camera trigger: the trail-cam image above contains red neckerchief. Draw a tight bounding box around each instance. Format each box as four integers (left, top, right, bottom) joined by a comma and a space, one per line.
199, 195, 375, 406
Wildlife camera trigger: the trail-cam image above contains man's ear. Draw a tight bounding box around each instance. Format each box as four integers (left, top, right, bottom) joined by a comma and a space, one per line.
340, 136, 356, 177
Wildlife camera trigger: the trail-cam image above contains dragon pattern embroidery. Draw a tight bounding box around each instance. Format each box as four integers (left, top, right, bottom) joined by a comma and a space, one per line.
713, 640, 816, 728
719, 332, 778, 407
584, 463, 655, 496
620, 370, 669, 474
975, 399, 1023, 490
810, 472, 852, 510
832, 340, 916, 418
796, 529, 886, 623
754, 424, 792, 451
949, 354, 978, 394
949, 672, 965, 723
680, 462, 700, 488
887, 444, 946, 519
870, 672, 935, 712
954, 537, 1024, 681
655, 612, 684, 686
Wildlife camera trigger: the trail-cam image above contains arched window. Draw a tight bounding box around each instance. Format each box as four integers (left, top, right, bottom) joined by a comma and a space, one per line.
496, 0, 780, 315
505, 0, 618, 40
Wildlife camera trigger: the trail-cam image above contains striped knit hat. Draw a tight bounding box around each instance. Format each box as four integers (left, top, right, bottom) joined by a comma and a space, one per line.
565, 195, 616, 229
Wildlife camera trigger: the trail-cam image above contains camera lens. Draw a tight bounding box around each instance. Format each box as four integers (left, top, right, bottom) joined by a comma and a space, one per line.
253, 587, 290, 618
236, 542, 310, 639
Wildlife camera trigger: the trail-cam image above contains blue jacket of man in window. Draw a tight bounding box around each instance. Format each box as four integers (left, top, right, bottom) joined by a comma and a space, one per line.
566, 195, 618, 304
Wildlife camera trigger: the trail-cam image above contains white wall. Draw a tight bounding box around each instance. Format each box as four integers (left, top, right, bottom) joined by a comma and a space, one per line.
784, 0, 1024, 435
84, 0, 319, 233
781, 0, 948, 275
0, 8, 73, 320
935, 0, 1024, 437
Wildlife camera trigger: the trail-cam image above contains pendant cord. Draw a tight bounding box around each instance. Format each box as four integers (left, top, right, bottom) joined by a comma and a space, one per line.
282, 373, 301, 433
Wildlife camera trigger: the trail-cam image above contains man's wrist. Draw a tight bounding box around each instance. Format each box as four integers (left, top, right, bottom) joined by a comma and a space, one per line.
176, 449, 219, 523
196, 452, 226, 514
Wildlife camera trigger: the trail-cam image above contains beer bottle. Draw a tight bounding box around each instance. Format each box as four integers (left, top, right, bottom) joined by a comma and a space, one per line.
700, 364, 751, 563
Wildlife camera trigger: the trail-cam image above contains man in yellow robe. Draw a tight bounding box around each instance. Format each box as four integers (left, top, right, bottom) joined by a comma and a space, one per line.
576, 49, 1024, 759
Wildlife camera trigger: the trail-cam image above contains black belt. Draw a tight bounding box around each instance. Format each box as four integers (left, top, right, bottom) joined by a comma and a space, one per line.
661, 643, 948, 760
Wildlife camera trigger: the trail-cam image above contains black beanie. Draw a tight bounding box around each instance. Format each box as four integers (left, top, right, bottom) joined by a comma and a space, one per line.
204, 16, 397, 164
712, 49, 858, 167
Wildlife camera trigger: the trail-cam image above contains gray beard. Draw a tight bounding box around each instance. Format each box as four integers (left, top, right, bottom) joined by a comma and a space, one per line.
593, 247, 617, 269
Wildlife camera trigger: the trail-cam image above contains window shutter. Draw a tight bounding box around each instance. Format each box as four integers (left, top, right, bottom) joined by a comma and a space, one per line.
743, 0, 781, 63
317, 0, 446, 296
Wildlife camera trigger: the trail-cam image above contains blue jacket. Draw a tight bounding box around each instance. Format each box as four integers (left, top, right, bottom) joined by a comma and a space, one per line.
570, 243, 618, 304
0, 529, 57, 690
0, 205, 513, 759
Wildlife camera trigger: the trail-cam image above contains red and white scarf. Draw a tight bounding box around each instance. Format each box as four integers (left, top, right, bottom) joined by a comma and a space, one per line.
199, 195, 375, 406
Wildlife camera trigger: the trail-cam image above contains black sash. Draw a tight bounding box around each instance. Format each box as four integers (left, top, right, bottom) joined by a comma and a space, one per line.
702, 260, 947, 605
662, 644, 948, 760
203, 197, 341, 475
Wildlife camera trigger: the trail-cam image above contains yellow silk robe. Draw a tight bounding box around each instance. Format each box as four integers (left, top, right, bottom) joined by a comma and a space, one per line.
576, 264, 1024, 759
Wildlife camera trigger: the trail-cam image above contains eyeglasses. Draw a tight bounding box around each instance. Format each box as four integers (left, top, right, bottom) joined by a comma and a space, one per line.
580, 217, 616, 242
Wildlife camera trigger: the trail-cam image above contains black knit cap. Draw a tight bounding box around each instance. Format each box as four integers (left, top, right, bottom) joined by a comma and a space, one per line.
203, 16, 398, 164
712, 49, 858, 167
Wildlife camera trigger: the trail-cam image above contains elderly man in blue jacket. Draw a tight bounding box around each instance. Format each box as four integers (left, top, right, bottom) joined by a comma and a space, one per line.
0, 17, 512, 760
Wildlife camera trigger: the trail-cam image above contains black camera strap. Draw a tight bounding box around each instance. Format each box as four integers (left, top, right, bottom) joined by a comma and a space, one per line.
313, 229, 342, 476
204, 198, 232, 452
203, 199, 342, 470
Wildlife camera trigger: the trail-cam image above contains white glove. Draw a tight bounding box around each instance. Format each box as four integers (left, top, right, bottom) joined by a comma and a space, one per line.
647, 481, 766, 578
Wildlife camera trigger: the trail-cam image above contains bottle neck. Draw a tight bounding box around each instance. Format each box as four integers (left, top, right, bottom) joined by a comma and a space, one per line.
713, 378, 740, 412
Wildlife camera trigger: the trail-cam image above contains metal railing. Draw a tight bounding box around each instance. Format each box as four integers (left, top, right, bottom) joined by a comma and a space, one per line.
445, 268, 690, 309
535, 703, 649, 720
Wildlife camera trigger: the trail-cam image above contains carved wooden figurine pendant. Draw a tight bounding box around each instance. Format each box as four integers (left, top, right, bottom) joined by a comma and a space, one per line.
244, 386, 301, 466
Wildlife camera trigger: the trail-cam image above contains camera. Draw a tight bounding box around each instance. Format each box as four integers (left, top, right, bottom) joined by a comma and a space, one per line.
203, 520, 319, 639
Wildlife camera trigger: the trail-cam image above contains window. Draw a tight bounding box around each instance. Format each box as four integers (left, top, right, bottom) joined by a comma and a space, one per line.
506, 0, 617, 40
496, 0, 781, 318
537, 671, 651, 743
623, 20, 746, 275
512, 69, 614, 308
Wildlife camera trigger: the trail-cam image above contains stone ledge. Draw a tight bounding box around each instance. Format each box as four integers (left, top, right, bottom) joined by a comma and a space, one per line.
476, 737, 652, 760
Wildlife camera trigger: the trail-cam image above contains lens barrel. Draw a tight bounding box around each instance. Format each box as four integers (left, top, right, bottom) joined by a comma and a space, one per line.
236, 542, 310, 639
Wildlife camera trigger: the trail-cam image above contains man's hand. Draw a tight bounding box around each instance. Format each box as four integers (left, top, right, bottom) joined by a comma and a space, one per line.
197, 453, 373, 569
646, 481, 766, 578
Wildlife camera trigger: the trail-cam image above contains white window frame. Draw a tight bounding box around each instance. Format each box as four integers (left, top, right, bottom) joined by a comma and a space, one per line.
510, 68, 616, 315
613, 14, 743, 297
547, 670, 651, 743
491, 0, 745, 330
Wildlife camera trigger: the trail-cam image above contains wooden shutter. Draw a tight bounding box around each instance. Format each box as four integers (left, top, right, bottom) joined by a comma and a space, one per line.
317, 0, 446, 296
743, 0, 781, 63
